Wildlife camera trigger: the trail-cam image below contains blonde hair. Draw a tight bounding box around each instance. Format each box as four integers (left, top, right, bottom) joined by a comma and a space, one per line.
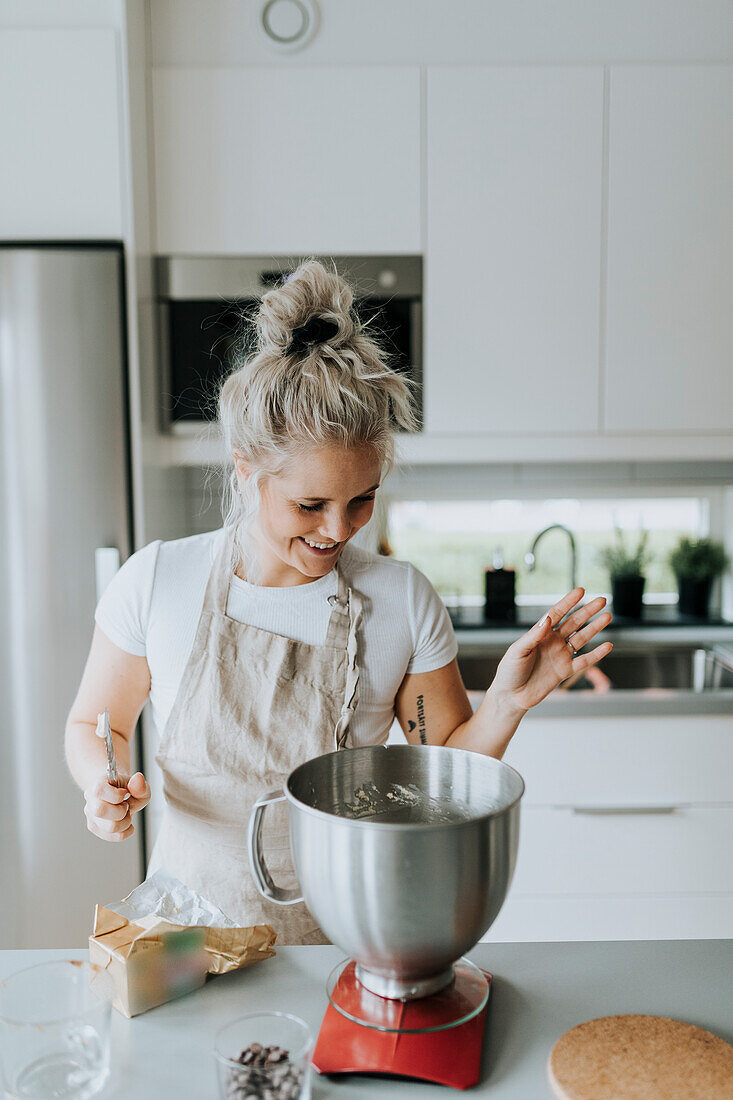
218, 259, 417, 582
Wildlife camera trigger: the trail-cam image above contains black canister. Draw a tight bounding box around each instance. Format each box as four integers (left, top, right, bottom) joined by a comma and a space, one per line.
484, 565, 516, 621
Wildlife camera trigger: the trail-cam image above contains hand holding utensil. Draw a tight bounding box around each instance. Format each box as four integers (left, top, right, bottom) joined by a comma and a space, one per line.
83, 710, 151, 843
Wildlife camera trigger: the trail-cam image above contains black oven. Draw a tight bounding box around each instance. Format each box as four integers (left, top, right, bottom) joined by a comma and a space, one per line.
156, 256, 422, 430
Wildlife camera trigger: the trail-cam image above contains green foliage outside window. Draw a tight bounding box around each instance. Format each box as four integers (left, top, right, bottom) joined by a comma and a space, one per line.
388, 508, 699, 602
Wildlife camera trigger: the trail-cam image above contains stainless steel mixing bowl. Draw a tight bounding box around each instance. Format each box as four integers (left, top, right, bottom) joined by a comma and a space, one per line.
247, 744, 524, 999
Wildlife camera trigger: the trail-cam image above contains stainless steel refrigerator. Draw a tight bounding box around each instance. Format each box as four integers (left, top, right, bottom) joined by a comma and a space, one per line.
0, 245, 142, 948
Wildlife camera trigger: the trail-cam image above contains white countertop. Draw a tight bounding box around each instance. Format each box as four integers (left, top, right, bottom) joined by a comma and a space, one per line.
3, 940, 731, 1098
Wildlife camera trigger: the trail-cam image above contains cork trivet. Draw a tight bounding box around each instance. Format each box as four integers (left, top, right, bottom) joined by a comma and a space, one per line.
548, 1014, 733, 1100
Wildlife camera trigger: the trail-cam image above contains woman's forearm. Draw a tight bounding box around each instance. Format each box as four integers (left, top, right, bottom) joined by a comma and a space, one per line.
65, 720, 132, 792
445, 686, 527, 759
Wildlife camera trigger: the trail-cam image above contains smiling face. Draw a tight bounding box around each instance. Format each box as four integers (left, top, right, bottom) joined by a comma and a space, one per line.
234, 444, 383, 586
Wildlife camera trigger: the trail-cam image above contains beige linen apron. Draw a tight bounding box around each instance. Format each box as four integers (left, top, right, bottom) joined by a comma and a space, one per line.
151, 530, 364, 944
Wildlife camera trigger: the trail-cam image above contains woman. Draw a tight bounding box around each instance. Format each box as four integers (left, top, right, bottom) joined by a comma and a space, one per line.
65, 261, 612, 943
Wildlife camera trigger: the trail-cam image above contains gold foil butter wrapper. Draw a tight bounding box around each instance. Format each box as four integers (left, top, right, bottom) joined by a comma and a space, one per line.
89, 869, 276, 1017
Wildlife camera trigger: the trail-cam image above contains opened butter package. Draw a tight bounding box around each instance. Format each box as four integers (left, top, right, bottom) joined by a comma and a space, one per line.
89, 869, 276, 1017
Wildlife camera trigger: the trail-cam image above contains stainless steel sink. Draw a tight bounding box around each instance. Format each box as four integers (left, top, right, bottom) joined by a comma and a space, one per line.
462, 644, 712, 692
457, 644, 733, 714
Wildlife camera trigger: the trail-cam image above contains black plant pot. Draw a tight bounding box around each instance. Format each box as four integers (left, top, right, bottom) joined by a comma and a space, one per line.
612, 575, 645, 619
677, 576, 713, 618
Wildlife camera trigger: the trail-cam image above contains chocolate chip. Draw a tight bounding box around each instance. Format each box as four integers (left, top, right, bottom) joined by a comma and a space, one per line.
225, 1044, 304, 1099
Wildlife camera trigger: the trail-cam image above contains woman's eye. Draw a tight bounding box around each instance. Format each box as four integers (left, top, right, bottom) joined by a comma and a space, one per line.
297, 496, 375, 514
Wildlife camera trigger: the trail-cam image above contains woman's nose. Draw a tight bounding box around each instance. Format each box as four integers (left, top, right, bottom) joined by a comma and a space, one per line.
322, 510, 351, 542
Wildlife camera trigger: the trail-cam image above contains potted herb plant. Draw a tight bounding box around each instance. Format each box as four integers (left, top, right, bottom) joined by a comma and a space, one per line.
668, 537, 730, 618
598, 527, 651, 619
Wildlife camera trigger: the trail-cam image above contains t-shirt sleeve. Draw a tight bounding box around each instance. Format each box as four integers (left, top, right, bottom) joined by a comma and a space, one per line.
94, 540, 161, 656
405, 563, 458, 675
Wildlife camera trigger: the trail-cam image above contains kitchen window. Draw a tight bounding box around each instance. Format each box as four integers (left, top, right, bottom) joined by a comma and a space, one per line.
386, 495, 710, 607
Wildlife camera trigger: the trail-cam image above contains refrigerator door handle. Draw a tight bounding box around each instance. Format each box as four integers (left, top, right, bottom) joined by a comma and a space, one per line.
95, 547, 121, 603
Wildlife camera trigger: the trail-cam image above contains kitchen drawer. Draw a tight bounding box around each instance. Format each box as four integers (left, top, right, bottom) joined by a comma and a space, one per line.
503, 715, 733, 806
510, 805, 733, 897
483, 893, 733, 943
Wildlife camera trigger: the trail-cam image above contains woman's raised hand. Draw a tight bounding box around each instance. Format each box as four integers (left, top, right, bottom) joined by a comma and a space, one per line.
490, 588, 613, 714
83, 771, 150, 843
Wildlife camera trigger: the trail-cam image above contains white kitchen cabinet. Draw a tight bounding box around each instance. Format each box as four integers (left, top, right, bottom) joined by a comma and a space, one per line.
604, 66, 733, 432
0, 28, 124, 239
393, 711, 733, 940
153, 66, 421, 255
425, 66, 604, 436
503, 714, 733, 806
486, 895, 733, 943
510, 805, 733, 896
487, 713, 733, 941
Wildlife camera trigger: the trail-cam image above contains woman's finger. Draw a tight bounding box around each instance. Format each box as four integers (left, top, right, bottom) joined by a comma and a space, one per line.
514, 612, 552, 656
565, 611, 613, 652
570, 641, 613, 673
96, 810, 132, 834
86, 797, 129, 823
88, 778, 130, 805
85, 804, 132, 837
125, 772, 151, 813
546, 587, 585, 628
85, 801, 130, 829
88, 819, 135, 843
558, 595, 608, 638
126, 772, 150, 797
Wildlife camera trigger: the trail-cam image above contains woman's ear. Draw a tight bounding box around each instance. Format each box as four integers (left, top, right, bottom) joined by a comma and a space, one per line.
233, 450, 250, 490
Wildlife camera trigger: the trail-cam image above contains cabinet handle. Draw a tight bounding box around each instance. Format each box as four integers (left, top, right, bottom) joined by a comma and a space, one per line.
569, 805, 680, 815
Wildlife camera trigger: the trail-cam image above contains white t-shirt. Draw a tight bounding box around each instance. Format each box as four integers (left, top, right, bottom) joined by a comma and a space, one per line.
94, 528, 457, 748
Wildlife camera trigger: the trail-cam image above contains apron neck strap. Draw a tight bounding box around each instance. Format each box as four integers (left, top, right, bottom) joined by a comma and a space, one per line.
332, 567, 364, 751
204, 528, 238, 613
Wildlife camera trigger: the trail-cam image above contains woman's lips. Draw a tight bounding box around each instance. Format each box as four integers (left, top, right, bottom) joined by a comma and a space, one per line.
298, 537, 341, 557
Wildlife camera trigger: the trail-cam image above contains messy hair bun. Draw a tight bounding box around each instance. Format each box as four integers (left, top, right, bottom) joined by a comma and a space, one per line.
256, 260, 359, 355
218, 259, 417, 581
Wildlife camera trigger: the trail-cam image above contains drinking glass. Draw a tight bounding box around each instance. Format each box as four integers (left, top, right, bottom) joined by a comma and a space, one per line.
214, 1011, 313, 1099
0, 960, 113, 1100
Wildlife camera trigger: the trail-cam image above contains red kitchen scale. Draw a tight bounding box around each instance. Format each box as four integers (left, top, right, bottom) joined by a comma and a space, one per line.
312, 957, 492, 1090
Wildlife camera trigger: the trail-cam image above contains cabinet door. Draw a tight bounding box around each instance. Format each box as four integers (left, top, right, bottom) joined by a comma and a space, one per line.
510, 805, 733, 896
153, 67, 421, 254
605, 67, 733, 431
0, 29, 123, 238
485, 894, 733, 942
503, 714, 733, 806
425, 67, 604, 435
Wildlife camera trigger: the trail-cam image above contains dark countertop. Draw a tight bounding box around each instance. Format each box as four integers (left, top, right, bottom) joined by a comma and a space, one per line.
450, 603, 733, 631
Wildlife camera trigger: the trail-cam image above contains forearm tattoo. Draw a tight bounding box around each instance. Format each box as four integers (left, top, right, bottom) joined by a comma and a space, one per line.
416, 694, 427, 744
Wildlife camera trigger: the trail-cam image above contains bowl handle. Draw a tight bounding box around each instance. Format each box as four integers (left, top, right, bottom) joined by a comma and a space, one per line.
247, 789, 304, 905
